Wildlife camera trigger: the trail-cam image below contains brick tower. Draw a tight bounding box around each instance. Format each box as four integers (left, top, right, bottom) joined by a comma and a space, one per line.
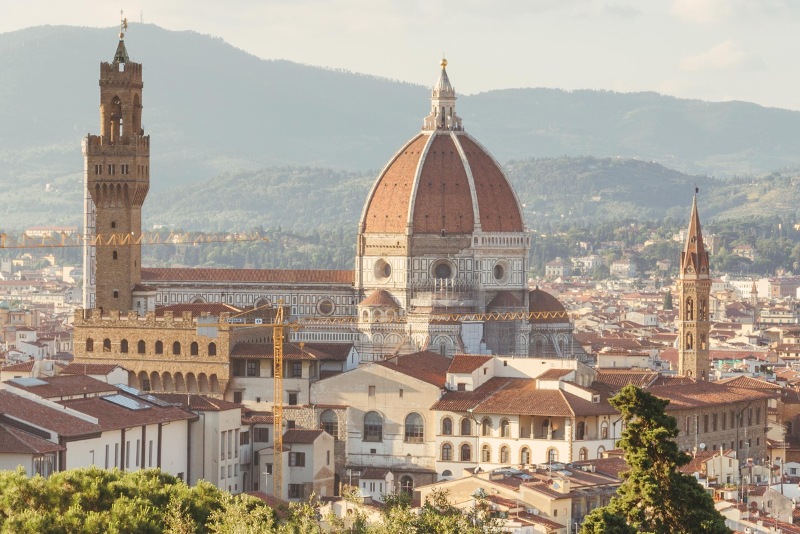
82, 29, 149, 312
678, 196, 711, 380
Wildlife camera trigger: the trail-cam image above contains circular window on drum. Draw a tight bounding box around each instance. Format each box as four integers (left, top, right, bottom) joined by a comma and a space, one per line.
317, 298, 335, 316
431, 259, 455, 280
493, 260, 511, 285
374, 259, 392, 283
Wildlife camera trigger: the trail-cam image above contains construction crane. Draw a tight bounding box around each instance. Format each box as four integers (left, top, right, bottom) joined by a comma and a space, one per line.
0, 231, 268, 249
205, 304, 573, 499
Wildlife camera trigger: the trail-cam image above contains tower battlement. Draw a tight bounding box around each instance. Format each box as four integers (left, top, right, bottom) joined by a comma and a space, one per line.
100, 61, 143, 84
83, 134, 150, 154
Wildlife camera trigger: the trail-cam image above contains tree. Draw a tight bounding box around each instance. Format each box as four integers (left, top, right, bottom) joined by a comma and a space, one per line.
580, 385, 731, 534
593, 264, 610, 280
663, 290, 673, 311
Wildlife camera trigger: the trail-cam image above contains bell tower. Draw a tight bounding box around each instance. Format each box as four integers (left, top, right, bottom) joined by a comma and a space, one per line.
82, 18, 149, 312
678, 196, 711, 380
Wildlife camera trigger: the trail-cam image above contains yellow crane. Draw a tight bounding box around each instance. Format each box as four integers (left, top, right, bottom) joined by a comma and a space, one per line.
210, 305, 572, 499
0, 231, 268, 249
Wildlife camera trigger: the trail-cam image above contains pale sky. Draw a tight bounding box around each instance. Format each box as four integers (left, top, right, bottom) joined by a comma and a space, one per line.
3, 0, 800, 110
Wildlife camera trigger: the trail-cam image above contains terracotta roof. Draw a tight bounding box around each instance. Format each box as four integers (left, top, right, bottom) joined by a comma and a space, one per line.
150, 393, 243, 412
142, 267, 354, 284
715, 376, 781, 390
282, 429, 325, 444
648, 381, 777, 411
571, 457, 628, 479
432, 377, 513, 412
359, 468, 390, 480
486, 291, 523, 309
241, 411, 275, 425
448, 354, 493, 374
375, 351, 450, 388
537, 369, 572, 380
155, 303, 243, 318
362, 132, 523, 234
5, 375, 117, 399
0, 390, 100, 437
595, 370, 659, 390
58, 396, 196, 431
473, 379, 616, 417
528, 289, 569, 324
359, 290, 398, 307
60, 363, 125, 376
0, 424, 65, 454
0, 361, 34, 372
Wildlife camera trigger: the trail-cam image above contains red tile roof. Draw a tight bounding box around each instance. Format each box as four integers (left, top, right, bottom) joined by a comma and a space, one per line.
375, 351, 450, 388
58, 396, 197, 431
0, 361, 35, 372
648, 381, 777, 411
448, 354, 493, 374
0, 390, 100, 437
359, 468, 390, 480
359, 290, 398, 307
231, 342, 348, 361
150, 393, 243, 412
432, 378, 512, 412
155, 303, 243, 318
5, 375, 117, 399
537, 369, 572, 380
528, 289, 568, 324
60, 363, 126, 376
595, 370, 659, 390
715, 376, 781, 390
473, 379, 616, 417
282, 429, 325, 444
0, 424, 65, 454
142, 267, 354, 284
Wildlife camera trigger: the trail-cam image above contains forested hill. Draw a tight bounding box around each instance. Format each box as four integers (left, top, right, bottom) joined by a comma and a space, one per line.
140, 157, 800, 234
3, 23, 800, 206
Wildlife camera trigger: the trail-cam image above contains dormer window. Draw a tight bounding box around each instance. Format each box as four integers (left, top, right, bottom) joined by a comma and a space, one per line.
592, 395, 600, 404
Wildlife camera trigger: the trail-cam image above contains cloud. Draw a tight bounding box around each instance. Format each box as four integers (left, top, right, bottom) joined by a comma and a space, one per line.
670, 0, 800, 23
602, 2, 642, 18
679, 41, 766, 72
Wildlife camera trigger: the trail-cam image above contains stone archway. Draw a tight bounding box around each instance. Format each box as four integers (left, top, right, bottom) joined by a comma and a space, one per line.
150, 372, 162, 392
162, 372, 174, 392
186, 373, 198, 393
128, 371, 138, 388
138, 371, 150, 391
174, 372, 186, 392
198, 373, 210, 393
210, 374, 221, 394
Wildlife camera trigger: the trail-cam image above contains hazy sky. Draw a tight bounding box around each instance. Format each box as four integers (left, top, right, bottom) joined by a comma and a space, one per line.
3, 0, 799, 110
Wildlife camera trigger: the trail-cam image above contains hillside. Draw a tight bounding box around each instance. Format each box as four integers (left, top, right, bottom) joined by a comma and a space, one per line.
2, 25, 800, 229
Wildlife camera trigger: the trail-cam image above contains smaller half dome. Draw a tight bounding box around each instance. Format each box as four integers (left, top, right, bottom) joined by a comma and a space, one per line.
529, 289, 569, 324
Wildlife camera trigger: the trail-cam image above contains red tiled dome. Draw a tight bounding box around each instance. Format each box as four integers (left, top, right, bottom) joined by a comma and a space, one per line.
528, 289, 569, 324
359, 289, 398, 307
360, 131, 523, 235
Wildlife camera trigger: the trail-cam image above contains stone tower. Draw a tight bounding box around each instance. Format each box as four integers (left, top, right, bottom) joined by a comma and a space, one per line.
678, 196, 711, 380
82, 32, 149, 312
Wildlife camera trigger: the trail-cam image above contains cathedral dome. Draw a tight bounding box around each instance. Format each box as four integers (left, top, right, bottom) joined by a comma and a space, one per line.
528, 289, 569, 324
359, 61, 524, 236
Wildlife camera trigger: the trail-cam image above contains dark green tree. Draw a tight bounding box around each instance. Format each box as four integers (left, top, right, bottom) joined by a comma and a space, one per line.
580, 385, 731, 534
663, 290, 673, 311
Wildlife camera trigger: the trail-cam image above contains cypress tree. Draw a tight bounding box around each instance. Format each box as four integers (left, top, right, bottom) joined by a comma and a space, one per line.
580, 385, 731, 534
663, 290, 673, 311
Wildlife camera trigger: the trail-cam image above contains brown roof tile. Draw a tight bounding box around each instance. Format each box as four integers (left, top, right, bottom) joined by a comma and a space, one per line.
528, 289, 569, 324
448, 354, 493, 374
537, 369, 572, 380
282, 429, 325, 444
142, 267, 354, 285
0, 390, 100, 437
359, 290, 398, 307
5, 375, 117, 399
648, 381, 777, 411
58, 396, 196, 431
150, 393, 243, 412
375, 351, 450, 388
431, 378, 513, 412
0, 424, 65, 454
60, 363, 126, 376
0, 361, 35, 372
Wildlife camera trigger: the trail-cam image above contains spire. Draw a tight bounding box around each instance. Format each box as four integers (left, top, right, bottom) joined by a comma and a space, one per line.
113, 10, 129, 64
680, 195, 710, 278
423, 57, 462, 131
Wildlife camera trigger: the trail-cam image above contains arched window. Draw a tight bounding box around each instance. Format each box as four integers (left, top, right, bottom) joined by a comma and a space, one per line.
190, 342, 198, 356
686, 297, 694, 321
400, 476, 414, 495
576, 421, 585, 440
500, 419, 510, 438
364, 411, 383, 442
600, 421, 608, 440
102, 338, 111, 352
699, 299, 707, 321
548, 448, 558, 463
120, 340, 128, 353
441, 470, 453, 478
460, 419, 471, 436
321, 410, 338, 440
208, 343, 216, 356
86, 338, 94, 352
172, 341, 181, 355
404, 413, 424, 443
482, 418, 492, 436
520, 447, 531, 465
700, 334, 706, 350
155, 341, 163, 354
137, 340, 145, 354
460, 444, 472, 462
441, 443, 452, 461
442, 417, 453, 436
500, 446, 510, 464
481, 445, 491, 463
579, 448, 588, 461
686, 332, 693, 350
597, 446, 606, 457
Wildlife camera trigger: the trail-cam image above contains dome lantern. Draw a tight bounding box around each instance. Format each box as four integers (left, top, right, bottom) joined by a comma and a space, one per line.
424, 58, 462, 131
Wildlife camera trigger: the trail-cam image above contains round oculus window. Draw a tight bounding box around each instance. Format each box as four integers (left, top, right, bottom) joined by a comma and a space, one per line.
434, 263, 452, 279
317, 299, 334, 316
374, 259, 392, 282
493, 264, 505, 280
